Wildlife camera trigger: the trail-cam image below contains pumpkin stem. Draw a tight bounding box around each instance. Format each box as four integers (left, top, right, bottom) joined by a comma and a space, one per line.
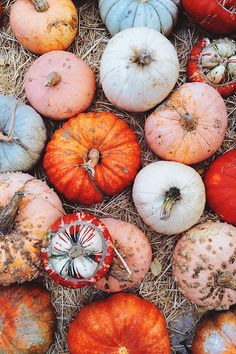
0, 189, 24, 233
80, 148, 100, 178
0, 103, 17, 143
181, 112, 198, 131
217, 272, 236, 290
160, 187, 181, 220
31, 0, 49, 12
133, 50, 153, 66
45, 72, 62, 87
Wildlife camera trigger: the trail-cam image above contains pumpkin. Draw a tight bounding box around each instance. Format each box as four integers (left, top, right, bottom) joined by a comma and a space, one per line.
43, 112, 141, 205
144, 82, 228, 165
41, 212, 114, 288
24, 51, 96, 120
100, 27, 179, 112
95, 218, 152, 292
182, 0, 236, 34
0, 283, 55, 354
10, 0, 78, 55
99, 0, 181, 37
204, 150, 236, 226
188, 38, 236, 98
172, 221, 236, 309
192, 305, 236, 353
67, 292, 171, 354
0, 95, 46, 172
132, 161, 206, 235
0, 172, 64, 285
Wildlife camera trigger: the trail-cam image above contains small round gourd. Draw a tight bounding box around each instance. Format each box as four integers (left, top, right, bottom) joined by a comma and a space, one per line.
0, 95, 46, 172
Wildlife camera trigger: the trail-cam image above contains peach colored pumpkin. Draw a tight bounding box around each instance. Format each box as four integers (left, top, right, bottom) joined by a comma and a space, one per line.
145, 83, 228, 165
0, 172, 64, 285
172, 221, 236, 309
24, 51, 96, 120
95, 218, 152, 292
10, 0, 78, 55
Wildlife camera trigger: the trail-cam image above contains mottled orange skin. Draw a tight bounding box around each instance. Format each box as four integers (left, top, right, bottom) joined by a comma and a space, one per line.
192, 306, 236, 353
67, 293, 171, 354
0, 283, 55, 353
43, 112, 141, 205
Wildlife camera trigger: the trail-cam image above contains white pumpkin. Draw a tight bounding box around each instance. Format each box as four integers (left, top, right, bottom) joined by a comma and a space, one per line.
132, 161, 206, 235
100, 27, 179, 112
99, 0, 181, 37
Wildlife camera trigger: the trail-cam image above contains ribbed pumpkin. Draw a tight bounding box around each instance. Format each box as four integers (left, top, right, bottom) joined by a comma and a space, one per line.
43, 112, 141, 205
0, 283, 55, 354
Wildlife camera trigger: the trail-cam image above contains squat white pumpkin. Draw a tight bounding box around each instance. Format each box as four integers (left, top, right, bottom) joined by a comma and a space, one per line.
100, 27, 179, 112
132, 161, 206, 235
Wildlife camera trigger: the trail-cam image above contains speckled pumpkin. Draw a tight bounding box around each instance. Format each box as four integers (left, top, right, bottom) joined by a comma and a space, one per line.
0, 283, 55, 354
0, 172, 64, 285
172, 221, 236, 309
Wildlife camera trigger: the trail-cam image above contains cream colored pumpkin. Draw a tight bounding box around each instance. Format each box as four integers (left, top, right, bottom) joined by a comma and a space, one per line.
100, 27, 179, 112
132, 161, 206, 235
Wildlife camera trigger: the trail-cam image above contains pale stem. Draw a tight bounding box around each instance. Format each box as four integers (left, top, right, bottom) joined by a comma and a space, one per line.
44, 72, 62, 87
160, 187, 181, 220
0, 103, 17, 143
31, 0, 49, 12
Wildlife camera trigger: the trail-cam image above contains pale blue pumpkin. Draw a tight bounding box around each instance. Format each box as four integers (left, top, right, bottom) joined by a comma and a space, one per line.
99, 0, 181, 37
0, 95, 46, 172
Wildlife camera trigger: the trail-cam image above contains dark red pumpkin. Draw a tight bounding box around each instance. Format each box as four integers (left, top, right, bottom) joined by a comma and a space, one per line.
204, 150, 236, 225
67, 292, 171, 354
183, 0, 236, 34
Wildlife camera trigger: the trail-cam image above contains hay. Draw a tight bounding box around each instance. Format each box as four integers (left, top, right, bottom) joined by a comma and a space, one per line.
0, 0, 235, 353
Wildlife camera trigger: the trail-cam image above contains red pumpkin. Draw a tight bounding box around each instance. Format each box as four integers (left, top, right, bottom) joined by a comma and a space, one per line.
67, 293, 171, 354
43, 112, 141, 205
183, 0, 236, 34
0, 283, 55, 353
204, 150, 236, 225
41, 212, 114, 288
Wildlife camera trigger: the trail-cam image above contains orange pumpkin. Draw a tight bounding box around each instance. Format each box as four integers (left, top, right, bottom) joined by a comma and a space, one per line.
43, 112, 141, 205
0, 283, 55, 353
10, 0, 78, 54
67, 293, 171, 354
145, 83, 228, 165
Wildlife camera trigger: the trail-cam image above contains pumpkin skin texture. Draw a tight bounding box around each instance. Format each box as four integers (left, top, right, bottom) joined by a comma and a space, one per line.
0, 283, 55, 354
132, 161, 206, 235
41, 212, 114, 289
100, 27, 179, 112
145, 83, 228, 165
192, 306, 236, 354
24, 51, 96, 120
182, 0, 236, 34
10, 0, 78, 54
172, 221, 236, 309
0, 95, 46, 172
95, 218, 152, 292
43, 112, 141, 205
0, 172, 64, 285
99, 0, 181, 37
204, 150, 236, 226
67, 293, 171, 354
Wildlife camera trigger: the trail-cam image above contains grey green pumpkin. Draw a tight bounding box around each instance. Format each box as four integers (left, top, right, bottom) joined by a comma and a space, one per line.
99, 0, 181, 37
0, 95, 46, 172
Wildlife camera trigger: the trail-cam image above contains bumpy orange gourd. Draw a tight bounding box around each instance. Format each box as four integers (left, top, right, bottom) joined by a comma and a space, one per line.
67, 293, 171, 354
43, 112, 141, 205
0, 283, 55, 354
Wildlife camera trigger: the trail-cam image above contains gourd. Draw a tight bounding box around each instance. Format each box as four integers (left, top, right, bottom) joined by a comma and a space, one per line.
95, 218, 152, 292
0, 95, 46, 172
43, 111, 141, 205
188, 38, 236, 98
41, 212, 114, 288
205, 149, 236, 225
0, 172, 64, 285
0, 283, 55, 353
100, 27, 179, 112
145, 83, 228, 165
67, 293, 171, 354
172, 221, 236, 309
132, 161, 206, 235
24, 51, 96, 120
10, 0, 78, 54
99, 0, 181, 37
